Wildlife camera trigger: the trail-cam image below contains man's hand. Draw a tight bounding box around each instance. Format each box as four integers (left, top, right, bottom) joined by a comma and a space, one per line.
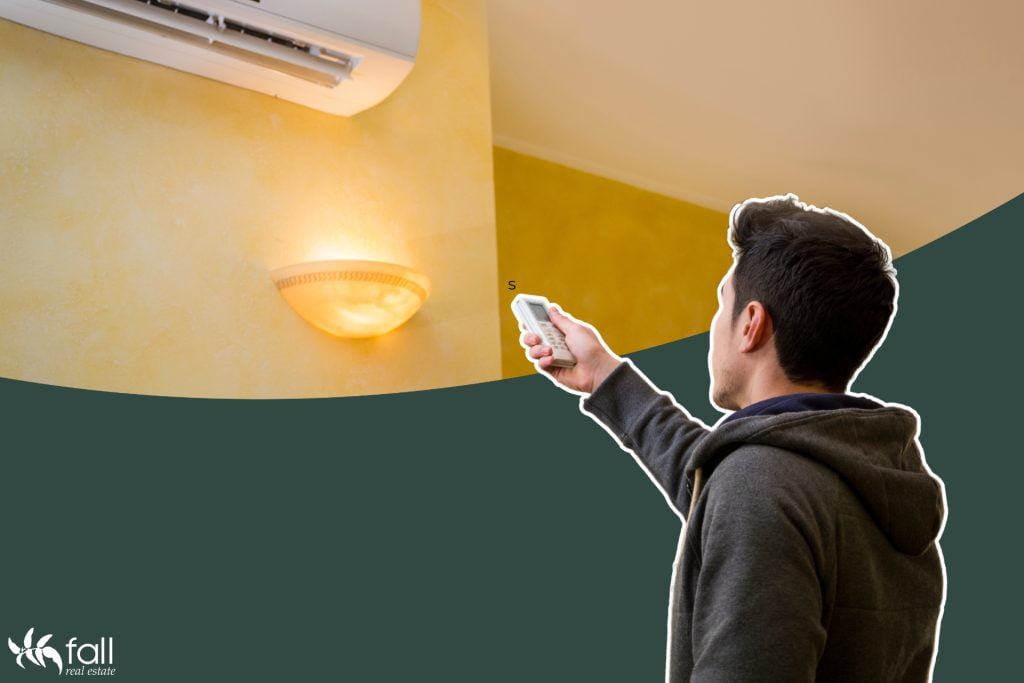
519, 305, 623, 395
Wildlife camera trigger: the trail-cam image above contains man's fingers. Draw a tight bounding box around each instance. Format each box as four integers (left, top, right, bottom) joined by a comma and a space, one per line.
529, 344, 551, 359
520, 331, 541, 347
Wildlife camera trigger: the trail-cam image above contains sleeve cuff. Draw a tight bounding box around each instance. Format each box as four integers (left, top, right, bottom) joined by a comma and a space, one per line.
581, 358, 662, 435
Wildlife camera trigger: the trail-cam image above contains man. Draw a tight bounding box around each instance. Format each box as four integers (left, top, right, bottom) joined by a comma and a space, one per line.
519, 194, 946, 682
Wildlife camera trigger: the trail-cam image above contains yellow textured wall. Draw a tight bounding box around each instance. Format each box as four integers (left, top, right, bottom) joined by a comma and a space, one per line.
0, 1, 500, 398
495, 147, 733, 378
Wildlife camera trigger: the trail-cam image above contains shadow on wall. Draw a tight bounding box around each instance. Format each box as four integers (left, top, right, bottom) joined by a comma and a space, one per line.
494, 146, 732, 378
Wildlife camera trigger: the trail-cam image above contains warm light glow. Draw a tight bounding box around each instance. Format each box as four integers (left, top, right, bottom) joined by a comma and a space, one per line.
271, 260, 430, 338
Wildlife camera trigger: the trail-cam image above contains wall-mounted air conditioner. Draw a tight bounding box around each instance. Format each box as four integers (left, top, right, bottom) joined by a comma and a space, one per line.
0, 0, 420, 115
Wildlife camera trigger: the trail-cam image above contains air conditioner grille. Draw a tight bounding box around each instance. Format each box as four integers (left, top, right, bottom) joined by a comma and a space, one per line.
135, 0, 354, 69
39, 0, 357, 87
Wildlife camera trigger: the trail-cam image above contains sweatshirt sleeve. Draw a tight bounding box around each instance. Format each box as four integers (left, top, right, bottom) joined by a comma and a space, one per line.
580, 358, 711, 519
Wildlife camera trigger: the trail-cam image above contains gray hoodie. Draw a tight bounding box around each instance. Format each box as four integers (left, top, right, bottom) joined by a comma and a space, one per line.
581, 360, 946, 682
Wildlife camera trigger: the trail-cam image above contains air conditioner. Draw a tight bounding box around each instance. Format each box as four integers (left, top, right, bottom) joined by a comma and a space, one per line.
0, 0, 420, 115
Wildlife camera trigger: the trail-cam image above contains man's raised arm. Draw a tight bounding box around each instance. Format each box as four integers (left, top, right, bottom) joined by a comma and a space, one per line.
519, 306, 710, 519
581, 359, 710, 518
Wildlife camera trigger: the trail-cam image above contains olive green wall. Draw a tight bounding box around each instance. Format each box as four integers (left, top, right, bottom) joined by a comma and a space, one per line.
494, 146, 733, 378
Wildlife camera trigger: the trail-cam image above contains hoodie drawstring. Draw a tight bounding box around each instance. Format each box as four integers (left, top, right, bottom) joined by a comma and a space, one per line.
688, 466, 704, 520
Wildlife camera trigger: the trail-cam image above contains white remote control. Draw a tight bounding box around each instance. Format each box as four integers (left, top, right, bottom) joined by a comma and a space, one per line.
512, 294, 577, 368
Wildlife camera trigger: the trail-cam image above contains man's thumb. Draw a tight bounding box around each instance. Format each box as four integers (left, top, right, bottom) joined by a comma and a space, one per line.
548, 305, 575, 333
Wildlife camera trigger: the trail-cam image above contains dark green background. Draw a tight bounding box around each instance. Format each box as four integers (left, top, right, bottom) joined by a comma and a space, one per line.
2, 193, 1020, 680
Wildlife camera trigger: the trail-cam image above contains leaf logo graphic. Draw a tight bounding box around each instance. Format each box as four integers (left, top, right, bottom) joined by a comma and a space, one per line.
7, 627, 62, 674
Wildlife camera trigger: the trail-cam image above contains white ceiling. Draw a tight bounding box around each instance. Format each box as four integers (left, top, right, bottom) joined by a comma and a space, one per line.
486, 0, 1023, 256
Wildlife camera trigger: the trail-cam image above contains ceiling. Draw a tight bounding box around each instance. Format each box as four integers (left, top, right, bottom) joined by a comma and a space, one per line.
486, 0, 1023, 256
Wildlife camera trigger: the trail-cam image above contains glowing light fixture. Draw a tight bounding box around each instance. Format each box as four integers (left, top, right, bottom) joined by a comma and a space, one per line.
271, 259, 430, 338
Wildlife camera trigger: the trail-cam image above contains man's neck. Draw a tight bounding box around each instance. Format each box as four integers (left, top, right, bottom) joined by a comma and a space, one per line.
736, 375, 833, 410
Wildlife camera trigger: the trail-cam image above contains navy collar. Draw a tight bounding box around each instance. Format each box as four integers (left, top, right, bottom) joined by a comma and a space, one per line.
722, 391, 882, 424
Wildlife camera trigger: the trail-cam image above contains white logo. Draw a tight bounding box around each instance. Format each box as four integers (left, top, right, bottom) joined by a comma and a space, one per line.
7, 627, 62, 674
7, 628, 115, 676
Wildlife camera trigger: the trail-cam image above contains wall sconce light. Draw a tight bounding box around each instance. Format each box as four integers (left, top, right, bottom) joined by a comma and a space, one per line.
271, 259, 430, 338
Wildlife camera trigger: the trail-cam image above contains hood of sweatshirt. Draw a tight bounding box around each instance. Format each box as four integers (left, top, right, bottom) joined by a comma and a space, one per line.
686, 406, 945, 556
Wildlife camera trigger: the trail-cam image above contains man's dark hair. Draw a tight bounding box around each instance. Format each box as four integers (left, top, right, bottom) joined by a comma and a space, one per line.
728, 194, 897, 392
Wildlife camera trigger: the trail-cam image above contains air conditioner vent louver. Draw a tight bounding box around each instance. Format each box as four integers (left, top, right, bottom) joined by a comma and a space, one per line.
139, 0, 340, 64
0, 0, 420, 115
148, 0, 207, 23
41, 0, 356, 87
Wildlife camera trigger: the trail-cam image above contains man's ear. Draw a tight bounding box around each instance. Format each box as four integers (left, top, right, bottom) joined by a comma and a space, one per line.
739, 301, 773, 353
